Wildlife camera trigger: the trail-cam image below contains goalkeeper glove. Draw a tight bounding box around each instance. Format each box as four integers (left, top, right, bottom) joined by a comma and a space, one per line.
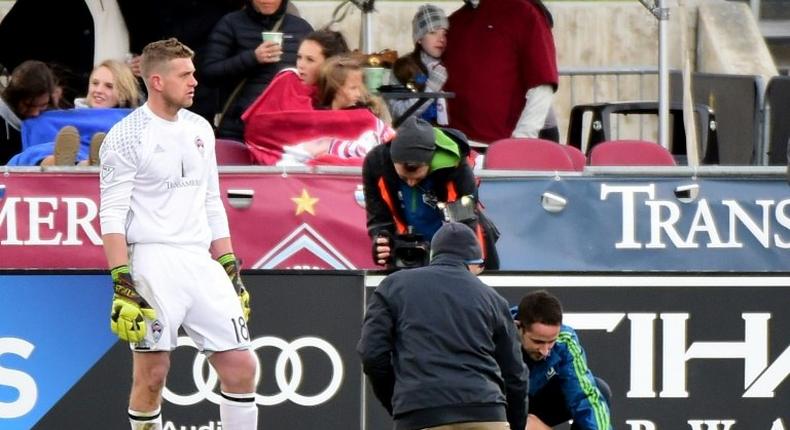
218, 253, 251, 321
110, 265, 156, 343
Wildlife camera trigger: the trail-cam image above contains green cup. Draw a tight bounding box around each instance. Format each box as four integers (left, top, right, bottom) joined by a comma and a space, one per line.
364, 67, 385, 93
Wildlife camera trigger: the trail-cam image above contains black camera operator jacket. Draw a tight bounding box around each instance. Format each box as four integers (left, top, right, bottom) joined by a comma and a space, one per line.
362, 129, 499, 268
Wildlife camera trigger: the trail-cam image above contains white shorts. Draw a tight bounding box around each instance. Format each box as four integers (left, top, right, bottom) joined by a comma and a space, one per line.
128, 243, 251, 352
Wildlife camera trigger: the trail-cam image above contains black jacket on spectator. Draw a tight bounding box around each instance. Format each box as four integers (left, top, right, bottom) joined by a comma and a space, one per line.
202, 0, 312, 140
358, 224, 528, 430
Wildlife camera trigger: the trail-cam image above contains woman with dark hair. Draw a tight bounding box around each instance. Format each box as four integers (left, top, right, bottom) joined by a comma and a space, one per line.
0, 60, 55, 164
296, 30, 350, 87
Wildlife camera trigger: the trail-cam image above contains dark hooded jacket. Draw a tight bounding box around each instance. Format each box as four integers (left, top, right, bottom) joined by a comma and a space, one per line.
202, 0, 313, 139
358, 223, 528, 430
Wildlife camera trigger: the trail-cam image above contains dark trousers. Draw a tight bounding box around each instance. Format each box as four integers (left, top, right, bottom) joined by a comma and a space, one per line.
529, 377, 611, 429
538, 126, 561, 144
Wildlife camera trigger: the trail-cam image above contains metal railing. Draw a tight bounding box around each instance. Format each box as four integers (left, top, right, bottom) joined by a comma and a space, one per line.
560, 66, 659, 106
558, 66, 659, 143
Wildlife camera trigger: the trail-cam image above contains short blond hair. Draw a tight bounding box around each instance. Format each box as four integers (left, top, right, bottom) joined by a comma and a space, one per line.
91, 60, 141, 108
140, 38, 194, 81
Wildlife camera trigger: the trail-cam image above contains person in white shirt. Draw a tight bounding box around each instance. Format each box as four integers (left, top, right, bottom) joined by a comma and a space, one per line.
99, 38, 257, 430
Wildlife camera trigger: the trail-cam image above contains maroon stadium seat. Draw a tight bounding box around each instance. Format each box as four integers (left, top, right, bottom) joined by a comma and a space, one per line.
484, 138, 577, 171
589, 139, 676, 166
215, 138, 252, 166
562, 144, 587, 170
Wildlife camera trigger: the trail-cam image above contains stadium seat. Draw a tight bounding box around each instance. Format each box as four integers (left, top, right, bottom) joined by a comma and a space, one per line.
562, 144, 587, 170
484, 138, 577, 171
589, 140, 677, 166
216, 138, 253, 165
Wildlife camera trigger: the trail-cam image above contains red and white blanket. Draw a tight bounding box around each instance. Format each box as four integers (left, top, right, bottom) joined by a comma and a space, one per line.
242, 69, 395, 166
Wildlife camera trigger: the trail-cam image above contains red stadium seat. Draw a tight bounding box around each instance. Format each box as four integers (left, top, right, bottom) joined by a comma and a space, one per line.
484, 138, 577, 171
216, 138, 253, 165
562, 144, 587, 170
589, 140, 677, 166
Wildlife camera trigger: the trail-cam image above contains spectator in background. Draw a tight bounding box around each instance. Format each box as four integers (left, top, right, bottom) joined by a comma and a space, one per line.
269, 55, 394, 165
117, 0, 246, 123
389, 4, 450, 126
295, 30, 351, 90
358, 222, 528, 430
202, 0, 313, 140
362, 116, 500, 269
8, 60, 140, 166
244, 31, 394, 166
0, 60, 55, 164
443, 0, 560, 147
317, 55, 390, 121
66, 60, 141, 110
0, 0, 129, 108
514, 290, 612, 430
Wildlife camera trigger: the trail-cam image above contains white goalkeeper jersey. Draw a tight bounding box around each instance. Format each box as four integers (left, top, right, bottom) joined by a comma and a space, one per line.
99, 103, 230, 248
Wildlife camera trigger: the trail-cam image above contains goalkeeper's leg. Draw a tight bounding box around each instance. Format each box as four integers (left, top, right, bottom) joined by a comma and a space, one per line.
210, 349, 258, 430
129, 407, 162, 430
129, 351, 171, 430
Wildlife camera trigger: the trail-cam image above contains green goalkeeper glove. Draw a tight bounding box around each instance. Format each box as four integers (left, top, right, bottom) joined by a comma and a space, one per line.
218, 253, 251, 321
109, 265, 156, 343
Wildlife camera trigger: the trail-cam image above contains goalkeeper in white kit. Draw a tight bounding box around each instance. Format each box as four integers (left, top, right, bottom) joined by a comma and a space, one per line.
99, 38, 257, 430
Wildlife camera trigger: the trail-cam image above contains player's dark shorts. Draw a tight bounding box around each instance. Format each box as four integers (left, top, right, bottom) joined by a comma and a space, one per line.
529, 377, 611, 429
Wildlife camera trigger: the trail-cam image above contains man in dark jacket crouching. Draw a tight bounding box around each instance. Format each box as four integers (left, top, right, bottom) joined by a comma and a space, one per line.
358, 222, 528, 430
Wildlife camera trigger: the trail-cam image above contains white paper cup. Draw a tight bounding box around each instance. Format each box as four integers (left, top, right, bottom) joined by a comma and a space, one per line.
261, 32, 283, 45
262, 32, 284, 61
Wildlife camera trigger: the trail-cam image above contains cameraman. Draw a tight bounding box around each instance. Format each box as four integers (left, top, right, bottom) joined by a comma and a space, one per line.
362, 116, 499, 269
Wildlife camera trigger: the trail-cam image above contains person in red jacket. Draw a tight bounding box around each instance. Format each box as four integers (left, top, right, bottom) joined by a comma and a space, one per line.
443, 0, 559, 147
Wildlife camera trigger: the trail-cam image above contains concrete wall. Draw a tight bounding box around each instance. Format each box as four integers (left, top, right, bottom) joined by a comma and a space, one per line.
698, 1, 777, 82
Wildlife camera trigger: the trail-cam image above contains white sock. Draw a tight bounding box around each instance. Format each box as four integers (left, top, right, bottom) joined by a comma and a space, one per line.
128, 407, 162, 429
220, 391, 258, 430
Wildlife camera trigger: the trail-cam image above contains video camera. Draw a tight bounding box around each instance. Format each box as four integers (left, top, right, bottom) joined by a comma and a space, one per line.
379, 196, 479, 270
391, 231, 430, 269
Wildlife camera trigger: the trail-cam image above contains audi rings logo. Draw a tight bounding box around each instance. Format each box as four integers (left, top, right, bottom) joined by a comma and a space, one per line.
163, 336, 344, 407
